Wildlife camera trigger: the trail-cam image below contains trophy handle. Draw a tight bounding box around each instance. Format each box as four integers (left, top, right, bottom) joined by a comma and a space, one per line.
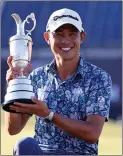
23, 13, 36, 36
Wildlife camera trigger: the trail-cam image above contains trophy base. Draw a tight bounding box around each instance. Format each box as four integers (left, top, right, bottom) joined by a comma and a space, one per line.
2, 99, 35, 114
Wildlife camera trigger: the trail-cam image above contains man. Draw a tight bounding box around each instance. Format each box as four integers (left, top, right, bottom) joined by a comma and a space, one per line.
5, 8, 112, 155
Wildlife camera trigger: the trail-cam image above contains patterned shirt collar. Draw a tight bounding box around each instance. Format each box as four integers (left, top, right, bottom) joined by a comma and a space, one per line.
47, 55, 85, 78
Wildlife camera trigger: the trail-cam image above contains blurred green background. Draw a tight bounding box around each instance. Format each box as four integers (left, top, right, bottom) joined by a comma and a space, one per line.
1, 110, 122, 155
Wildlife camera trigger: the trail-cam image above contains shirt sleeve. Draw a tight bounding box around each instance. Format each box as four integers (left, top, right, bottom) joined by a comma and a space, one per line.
86, 71, 112, 122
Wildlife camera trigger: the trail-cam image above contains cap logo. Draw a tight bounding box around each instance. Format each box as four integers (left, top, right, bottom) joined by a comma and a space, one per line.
53, 15, 79, 21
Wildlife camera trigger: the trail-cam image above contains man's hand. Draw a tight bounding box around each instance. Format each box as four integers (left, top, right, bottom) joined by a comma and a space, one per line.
9, 97, 50, 117
6, 56, 32, 83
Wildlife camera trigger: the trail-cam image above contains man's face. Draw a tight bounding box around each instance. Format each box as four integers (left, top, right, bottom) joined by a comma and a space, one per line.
44, 24, 84, 61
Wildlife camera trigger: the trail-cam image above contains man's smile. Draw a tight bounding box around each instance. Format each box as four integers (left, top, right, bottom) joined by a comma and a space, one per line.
59, 47, 74, 52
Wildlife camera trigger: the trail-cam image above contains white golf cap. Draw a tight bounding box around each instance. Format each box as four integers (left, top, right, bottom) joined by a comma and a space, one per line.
46, 8, 84, 32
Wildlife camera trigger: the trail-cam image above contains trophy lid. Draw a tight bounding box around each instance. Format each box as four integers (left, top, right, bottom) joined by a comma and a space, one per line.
9, 35, 32, 42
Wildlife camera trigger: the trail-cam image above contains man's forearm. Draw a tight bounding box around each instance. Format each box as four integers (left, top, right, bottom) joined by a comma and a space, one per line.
52, 113, 102, 143
5, 112, 30, 135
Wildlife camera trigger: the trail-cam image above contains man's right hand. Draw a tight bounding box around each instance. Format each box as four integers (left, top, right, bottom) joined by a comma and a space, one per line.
6, 56, 32, 83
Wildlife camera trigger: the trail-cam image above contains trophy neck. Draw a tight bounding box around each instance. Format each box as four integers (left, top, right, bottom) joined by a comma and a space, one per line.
17, 23, 25, 35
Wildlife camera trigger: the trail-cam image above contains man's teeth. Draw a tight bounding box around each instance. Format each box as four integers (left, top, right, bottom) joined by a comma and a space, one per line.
61, 48, 71, 51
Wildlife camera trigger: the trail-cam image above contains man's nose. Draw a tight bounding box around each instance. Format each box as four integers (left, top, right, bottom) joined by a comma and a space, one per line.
61, 35, 71, 44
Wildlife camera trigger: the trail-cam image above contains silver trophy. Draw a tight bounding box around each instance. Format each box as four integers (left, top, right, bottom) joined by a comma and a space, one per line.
2, 13, 36, 113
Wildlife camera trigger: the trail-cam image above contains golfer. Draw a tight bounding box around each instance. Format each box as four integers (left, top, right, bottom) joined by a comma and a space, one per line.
5, 8, 112, 155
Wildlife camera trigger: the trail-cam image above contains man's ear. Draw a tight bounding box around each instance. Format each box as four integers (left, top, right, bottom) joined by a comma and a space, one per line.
44, 32, 50, 44
80, 32, 86, 43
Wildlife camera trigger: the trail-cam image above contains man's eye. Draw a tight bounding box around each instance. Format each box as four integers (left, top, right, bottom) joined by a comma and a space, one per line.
70, 33, 77, 36
56, 33, 62, 36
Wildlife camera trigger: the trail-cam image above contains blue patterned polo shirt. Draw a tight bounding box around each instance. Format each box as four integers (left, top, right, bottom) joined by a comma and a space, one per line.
29, 56, 112, 155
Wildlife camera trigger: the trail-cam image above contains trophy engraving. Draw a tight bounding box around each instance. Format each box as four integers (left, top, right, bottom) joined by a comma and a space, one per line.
2, 13, 36, 113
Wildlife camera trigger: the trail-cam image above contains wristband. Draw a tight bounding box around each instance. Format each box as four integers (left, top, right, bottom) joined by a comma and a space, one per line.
44, 111, 54, 123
